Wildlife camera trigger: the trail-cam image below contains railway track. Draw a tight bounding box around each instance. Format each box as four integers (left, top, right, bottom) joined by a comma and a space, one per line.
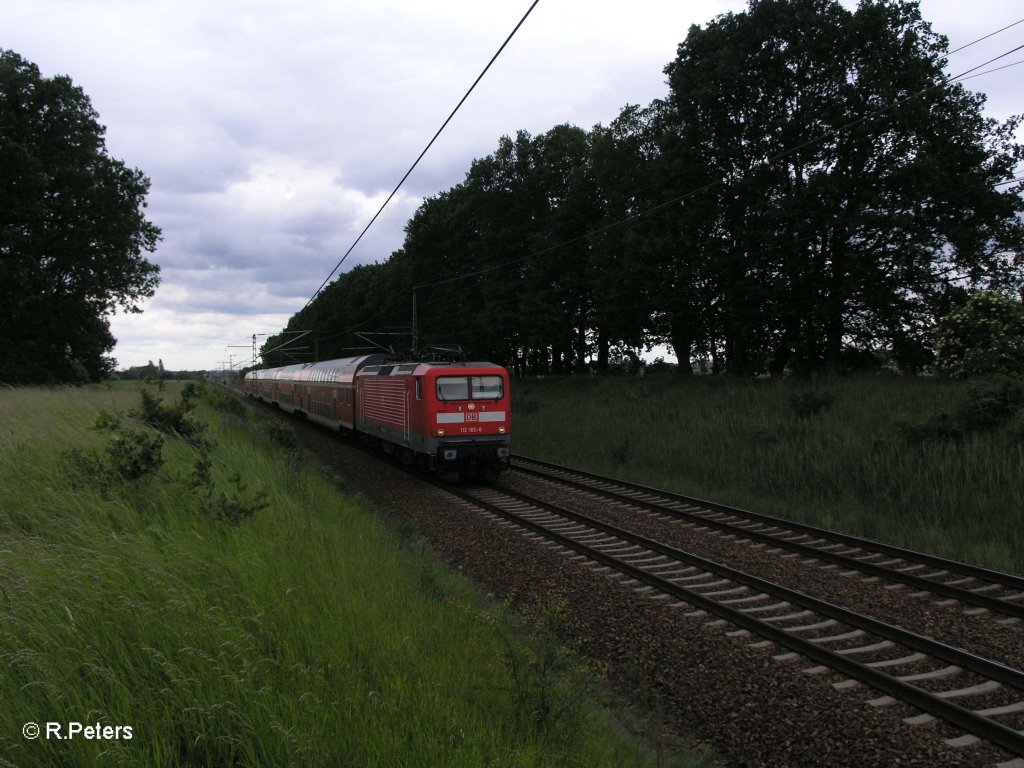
511, 454, 1024, 623
239, 390, 1024, 762
434, 477, 1024, 764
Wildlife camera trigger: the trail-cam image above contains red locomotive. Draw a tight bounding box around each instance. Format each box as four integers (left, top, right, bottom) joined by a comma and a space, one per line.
244, 354, 511, 479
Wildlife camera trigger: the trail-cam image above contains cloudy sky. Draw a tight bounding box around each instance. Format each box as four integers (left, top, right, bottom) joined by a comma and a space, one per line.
6, 0, 1022, 372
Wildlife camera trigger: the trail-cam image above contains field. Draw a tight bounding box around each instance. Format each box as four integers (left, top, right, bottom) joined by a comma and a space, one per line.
0, 382, 699, 768
511, 373, 1024, 574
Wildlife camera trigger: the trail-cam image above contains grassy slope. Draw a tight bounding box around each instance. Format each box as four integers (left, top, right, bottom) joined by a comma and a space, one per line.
0, 383, 697, 768
512, 374, 1024, 574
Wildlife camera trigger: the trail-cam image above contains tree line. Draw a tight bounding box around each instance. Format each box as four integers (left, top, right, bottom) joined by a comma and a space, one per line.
266, 0, 1023, 377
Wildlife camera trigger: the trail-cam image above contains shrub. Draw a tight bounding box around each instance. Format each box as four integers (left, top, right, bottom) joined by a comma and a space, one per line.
134, 387, 206, 445
106, 429, 165, 481
935, 292, 1024, 378
202, 472, 268, 525
92, 408, 122, 432
188, 450, 267, 525
63, 447, 112, 491
489, 599, 583, 743
610, 437, 632, 466
203, 383, 246, 416
960, 375, 1024, 430
262, 419, 299, 453
1009, 410, 1024, 441
896, 375, 1024, 443
63, 429, 164, 488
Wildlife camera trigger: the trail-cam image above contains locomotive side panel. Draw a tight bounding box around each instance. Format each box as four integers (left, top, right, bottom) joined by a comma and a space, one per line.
357, 374, 412, 446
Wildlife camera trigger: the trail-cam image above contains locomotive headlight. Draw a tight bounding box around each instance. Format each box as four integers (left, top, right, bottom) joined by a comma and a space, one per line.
498, 427, 506, 434
437, 429, 445, 437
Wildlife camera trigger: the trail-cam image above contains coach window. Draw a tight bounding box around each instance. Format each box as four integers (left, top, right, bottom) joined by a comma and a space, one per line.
471, 375, 503, 400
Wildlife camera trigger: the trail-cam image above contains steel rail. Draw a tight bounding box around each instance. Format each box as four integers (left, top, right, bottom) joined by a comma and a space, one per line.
482, 484, 1024, 690
439, 480, 1024, 759
511, 455, 1024, 620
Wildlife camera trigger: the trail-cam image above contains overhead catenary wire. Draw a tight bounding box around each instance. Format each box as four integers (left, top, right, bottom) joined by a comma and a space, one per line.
301, 0, 541, 311
947, 17, 1024, 56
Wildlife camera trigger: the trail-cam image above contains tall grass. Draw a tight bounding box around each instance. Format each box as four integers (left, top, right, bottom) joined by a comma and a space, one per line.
512, 374, 1024, 573
0, 383, 698, 767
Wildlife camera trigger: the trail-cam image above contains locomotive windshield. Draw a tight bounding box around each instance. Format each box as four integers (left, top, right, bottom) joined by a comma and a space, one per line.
436, 377, 469, 400
471, 375, 503, 399
436, 375, 503, 401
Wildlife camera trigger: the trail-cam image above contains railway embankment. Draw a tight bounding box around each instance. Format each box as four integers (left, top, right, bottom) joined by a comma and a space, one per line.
0, 382, 698, 768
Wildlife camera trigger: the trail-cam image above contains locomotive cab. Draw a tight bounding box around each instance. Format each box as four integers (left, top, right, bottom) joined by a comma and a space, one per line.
426, 368, 511, 480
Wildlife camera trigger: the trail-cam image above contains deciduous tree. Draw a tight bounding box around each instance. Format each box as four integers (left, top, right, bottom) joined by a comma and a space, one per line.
0, 50, 160, 383
658, 0, 1024, 374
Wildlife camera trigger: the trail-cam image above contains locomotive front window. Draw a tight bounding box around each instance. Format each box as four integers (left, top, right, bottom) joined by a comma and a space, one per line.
436, 377, 469, 401
471, 375, 503, 399
436, 375, 504, 401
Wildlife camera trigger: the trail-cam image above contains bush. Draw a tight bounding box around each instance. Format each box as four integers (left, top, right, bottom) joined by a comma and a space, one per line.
960, 375, 1024, 430
204, 472, 269, 524
106, 430, 165, 481
134, 387, 206, 445
896, 375, 1024, 443
936, 292, 1024, 378
262, 419, 299, 453
92, 408, 122, 432
203, 383, 246, 416
63, 429, 164, 488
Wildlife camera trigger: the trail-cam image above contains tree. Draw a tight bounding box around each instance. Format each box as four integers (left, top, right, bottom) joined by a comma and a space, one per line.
401, 127, 608, 373
589, 106, 663, 371
0, 50, 160, 383
657, 0, 1024, 375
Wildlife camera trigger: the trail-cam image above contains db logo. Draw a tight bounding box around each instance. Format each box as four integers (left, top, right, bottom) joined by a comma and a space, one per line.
465, 412, 479, 422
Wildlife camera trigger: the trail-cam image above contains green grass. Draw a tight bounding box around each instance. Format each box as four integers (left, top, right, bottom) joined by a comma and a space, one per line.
0, 382, 700, 768
511, 373, 1024, 573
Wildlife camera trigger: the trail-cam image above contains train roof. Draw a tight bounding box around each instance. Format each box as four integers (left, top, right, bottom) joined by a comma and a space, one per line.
245, 354, 386, 383
246, 355, 506, 383
359, 361, 504, 376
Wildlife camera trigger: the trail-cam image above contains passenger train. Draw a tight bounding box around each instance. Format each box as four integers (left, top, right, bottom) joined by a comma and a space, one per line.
244, 354, 511, 479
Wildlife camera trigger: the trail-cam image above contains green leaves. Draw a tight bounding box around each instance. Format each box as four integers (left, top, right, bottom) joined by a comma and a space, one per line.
936, 292, 1024, 378
649, 0, 1024, 375
0, 50, 161, 384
